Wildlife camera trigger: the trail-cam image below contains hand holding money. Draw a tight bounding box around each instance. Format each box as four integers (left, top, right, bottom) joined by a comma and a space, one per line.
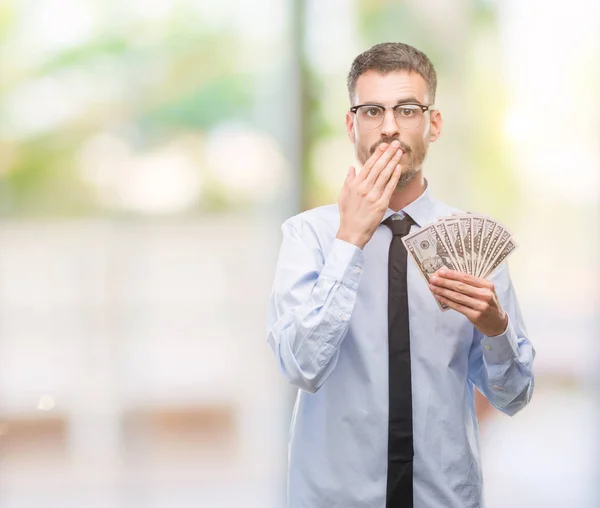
336, 141, 403, 249
402, 213, 517, 313
429, 269, 508, 336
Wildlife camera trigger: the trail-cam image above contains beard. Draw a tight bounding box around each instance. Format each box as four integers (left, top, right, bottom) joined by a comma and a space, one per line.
357, 135, 428, 188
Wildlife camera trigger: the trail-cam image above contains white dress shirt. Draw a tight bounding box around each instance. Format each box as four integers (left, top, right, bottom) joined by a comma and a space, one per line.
266, 185, 535, 508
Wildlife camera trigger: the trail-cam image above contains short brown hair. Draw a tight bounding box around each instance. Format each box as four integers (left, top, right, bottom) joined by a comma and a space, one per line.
347, 42, 437, 104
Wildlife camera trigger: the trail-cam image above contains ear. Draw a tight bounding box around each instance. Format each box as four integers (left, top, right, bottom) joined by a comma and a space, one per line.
429, 109, 442, 142
346, 111, 356, 144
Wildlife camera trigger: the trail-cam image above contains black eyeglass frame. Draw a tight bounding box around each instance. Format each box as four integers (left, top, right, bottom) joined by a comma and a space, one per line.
349, 102, 433, 129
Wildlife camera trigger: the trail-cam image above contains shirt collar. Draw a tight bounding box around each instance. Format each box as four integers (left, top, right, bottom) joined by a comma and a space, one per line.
381, 179, 437, 228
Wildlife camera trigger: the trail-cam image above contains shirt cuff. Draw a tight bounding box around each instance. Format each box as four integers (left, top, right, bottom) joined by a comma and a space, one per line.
320, 238, 364, 291
480, 315, 519, 365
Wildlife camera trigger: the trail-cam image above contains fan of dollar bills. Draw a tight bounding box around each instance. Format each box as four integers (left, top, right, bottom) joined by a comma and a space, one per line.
402, 214, 517, 310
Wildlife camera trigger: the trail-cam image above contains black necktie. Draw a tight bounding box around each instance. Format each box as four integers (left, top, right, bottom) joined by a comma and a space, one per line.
383, 214, 415, 508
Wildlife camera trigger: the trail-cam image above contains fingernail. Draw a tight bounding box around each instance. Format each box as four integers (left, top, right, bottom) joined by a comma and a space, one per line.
391, 140, 400, 148
430, 275, 437, 283
380, 143, 388, 150
438, 269, 446, 277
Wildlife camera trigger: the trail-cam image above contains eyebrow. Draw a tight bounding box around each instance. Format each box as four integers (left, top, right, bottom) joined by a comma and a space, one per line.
359, 98, 421, 107
395, 97, 420, 105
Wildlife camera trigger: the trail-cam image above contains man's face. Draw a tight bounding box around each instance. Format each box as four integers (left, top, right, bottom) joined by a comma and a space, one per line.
345, 70, 442, 188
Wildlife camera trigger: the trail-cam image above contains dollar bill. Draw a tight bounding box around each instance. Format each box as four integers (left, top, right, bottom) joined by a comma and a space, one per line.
402, 225, 460, 311
482, 238, 518, 278
453, 216, 474, 274
477, 220, 498, 277
444, 219, 467, 273
458, 216, 473, 275
433, 222, 462, 271
471, 217, 485, 276
479, 228, 511, 277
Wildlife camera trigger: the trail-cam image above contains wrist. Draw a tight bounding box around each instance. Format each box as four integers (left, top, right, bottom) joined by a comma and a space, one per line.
336, 229, 366, 250
487, 313, 509, 338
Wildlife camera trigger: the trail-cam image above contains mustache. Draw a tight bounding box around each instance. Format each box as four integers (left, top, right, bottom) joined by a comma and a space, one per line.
370, 138, 411, 156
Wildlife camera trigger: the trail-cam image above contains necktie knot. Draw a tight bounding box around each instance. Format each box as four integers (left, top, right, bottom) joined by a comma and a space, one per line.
383, 214, 415, 237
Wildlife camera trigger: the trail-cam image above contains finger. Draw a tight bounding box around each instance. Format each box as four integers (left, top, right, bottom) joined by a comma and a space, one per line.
429, 284, 486, 311
373, 148, 403, 192
435, 269, 494, 290
355, 143, 389, 183
345, 165, 356, 187
381, 163, 402, 202
434, 294, 479, 320
429, 274, 490, 299
364, 142, 402, 186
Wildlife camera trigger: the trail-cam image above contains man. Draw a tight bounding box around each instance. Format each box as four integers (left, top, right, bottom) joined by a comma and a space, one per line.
266, 42, 535, 508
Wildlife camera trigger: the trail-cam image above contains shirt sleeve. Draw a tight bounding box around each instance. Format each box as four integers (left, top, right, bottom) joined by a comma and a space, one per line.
467, 263, 536, 416
266, 218, 364, 393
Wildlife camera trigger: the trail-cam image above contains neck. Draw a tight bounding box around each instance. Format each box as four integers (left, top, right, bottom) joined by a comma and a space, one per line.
388, 172, 427, 211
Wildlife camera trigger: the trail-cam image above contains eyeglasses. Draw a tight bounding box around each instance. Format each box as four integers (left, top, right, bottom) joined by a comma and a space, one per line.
349, 103, 432, 130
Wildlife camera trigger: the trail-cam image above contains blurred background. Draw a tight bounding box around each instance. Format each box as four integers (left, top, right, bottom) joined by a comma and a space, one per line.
0, 0, 598, 507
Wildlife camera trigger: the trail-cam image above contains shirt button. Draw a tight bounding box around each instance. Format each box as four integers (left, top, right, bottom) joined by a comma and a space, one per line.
492, 384, 502, 390
340, 312, 349, 321
484, 344, 492, 351
353, 266, 362, 274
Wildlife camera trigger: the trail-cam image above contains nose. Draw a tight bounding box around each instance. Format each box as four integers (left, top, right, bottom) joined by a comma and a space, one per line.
380, 108, 400, 138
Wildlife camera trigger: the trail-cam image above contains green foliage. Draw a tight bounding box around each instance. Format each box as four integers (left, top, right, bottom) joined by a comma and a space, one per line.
1, 135, 95, 217
0, 6, 253, 217
142, 75, 253, 130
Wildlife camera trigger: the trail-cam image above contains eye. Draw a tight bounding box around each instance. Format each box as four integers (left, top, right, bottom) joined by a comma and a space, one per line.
397, 106, 417, 117
364, 107, 383, 118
